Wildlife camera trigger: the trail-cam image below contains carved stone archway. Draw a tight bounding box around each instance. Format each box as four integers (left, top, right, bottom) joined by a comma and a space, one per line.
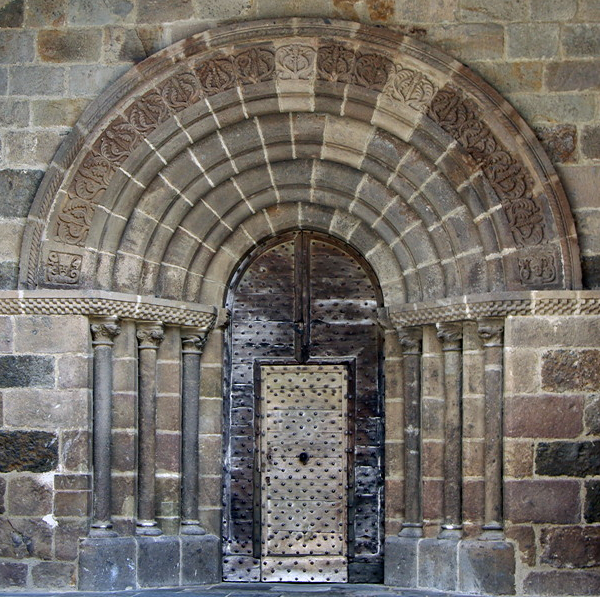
16, 18, 585, 593
21, 18, 580, 302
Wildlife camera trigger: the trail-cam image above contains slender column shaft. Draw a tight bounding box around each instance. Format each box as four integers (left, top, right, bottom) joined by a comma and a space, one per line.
136, 321, 165, 535
180, 328, 209, 535
477, 318, 505, 538
437, 322, 464, 538
89, 317, 121, 536
398, 326, 423, 537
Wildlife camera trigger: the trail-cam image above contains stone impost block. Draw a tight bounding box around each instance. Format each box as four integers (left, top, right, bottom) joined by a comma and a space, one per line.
78, 536, 136, 591
384, 536, 418, 588
458, 540, 516, 595
419, 538, 458, 591
137, 535, 180, 587
181, 534, 220, 585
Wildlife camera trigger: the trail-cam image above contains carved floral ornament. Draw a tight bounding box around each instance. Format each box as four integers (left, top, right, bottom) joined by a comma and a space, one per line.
23, 19, 579, 295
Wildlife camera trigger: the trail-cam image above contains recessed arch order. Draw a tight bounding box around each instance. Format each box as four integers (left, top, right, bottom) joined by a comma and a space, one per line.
21, 17, 582, 309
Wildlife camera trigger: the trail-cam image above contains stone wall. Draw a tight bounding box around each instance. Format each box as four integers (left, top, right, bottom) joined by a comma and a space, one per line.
504, 316, 600, 595
0, 315, 90, 590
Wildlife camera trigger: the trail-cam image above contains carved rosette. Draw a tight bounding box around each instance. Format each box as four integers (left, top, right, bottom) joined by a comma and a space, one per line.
398, 326, 423, 355
476, 318, 504, 348
90, 316, 121, 347
436, 322, 463, 352
136, 322, 165, 349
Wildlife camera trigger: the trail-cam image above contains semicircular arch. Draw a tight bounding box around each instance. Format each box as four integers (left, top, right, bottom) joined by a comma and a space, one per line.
21, 18, 581, 305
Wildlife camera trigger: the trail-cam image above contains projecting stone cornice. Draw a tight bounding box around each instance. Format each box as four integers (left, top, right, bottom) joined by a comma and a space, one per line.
385, 290, 600, 327
0, 290, 218, 328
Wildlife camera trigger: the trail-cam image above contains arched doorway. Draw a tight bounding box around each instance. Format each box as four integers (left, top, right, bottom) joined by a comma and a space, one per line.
222, 230, 384, 582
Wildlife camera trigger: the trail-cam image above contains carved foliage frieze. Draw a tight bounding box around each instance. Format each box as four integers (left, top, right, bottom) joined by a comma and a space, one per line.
52, 40, 438, 265
428, 86, 546, 248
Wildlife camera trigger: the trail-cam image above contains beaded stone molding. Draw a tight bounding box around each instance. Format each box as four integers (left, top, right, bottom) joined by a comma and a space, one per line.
0, 290, 218, 328
386, 290, 600, 327
21, 18, 581, 307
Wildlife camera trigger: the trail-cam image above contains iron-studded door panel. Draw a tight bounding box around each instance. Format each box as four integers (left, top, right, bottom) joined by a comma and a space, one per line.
260, 364, 348, 582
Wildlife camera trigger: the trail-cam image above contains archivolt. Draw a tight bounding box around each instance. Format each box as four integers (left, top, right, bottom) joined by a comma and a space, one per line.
21, 18, 581, 307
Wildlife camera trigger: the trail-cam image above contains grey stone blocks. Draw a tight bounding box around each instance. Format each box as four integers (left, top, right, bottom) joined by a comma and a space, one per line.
78, 534, 220, 590
385, 537, 515, 595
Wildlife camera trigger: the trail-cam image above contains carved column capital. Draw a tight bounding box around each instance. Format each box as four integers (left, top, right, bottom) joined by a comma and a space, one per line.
437, 321, 463, 352
397, 326, 423, 354
181, 327, 210, 354
90, 316, 121, 346
136, 321, 165, 349
477, 318, 504, 348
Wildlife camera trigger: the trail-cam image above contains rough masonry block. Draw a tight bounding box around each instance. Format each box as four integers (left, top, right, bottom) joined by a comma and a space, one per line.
541, 526, 600, 568
458, 540, 515, 595
137, 535, 180, 587
384, 536, 418, 588
0, 169, 44, 217
419, 538, 457, 591
78, 537, 136, 591
585, 480, 600, 523
0, 355, 54, 388
181, 534, 221, 585
0, 430, 58, 472
536, 440, 600, 477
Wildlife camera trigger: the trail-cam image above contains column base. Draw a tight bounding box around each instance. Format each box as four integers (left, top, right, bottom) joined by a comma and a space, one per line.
77, 534, 220, 590
136, 521, 163, 536
180, 521, 206, 535
384, 536, 515, 595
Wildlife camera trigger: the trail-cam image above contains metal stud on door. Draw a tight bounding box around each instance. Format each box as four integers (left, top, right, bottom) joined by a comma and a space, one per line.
260, 364, 348, 582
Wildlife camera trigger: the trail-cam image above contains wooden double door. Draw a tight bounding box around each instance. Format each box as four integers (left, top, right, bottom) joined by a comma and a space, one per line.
223, 231, 384, 583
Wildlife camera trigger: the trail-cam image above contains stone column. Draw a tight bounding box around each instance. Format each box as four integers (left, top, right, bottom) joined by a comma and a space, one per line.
180, 327, 210, 535
136, 321, 165, 535
398, 326, 423, 538
477, 318, 505, 539
437, 322, 463, 539
89, 317, 121, 536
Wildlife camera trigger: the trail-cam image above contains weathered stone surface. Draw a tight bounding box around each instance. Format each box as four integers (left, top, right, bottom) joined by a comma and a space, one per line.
507, 93, 596, 124
536, 441, 600, 477
0, 99, 28, 127
419, 539, 457, 591
31, 561, 75, 589
546, 61, 600, 92
531, 0, 577, 20
78, 537, 136, 591
54, 519, 87, 561
31, 98, 88, 127
68, 0, 134, 25
534, 124, 577, 163
562, 24, 600, 57
54, 490, 89, 517
582, 125, 600, 160
458, 540, 515, 595
137, 0, 194, 23
505, 396, 583, 438
137, 535, 180, 587
541, 526, 600, 568
181, 534, 220, 585
38, 29, 102, 63
507, 24, 559, 59
505, 480, 580, 523
0, 30, 34, 64
472, 61, 543, 93
458, 0, 528, 21
506, 525, 536, 567
0, 169, 43, 217
4, 129, 63, 168
542, 349, 600, 392
60, 430, 89, 471
104, 26, 148, 64
4, 389, 88, 429
0, 517, 53, 559
68, 64, 128, 97
384, 536, 418, 588
14, 315, 89, 354
9, 65, 66, 96
0, 477, 5, 515
1, 261, 19, 289
0, 562, 27, 588
0, 430, 58, 472
7, 476, 52, 516
582, 256, 600, 290
524, 571, 600, 596
0, 0, 24, 27
24, 0, 66, 27
0, 355, 54, 388
504, 439, 534, 478
427, 24, 504, 61
585, 480, 600, 523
